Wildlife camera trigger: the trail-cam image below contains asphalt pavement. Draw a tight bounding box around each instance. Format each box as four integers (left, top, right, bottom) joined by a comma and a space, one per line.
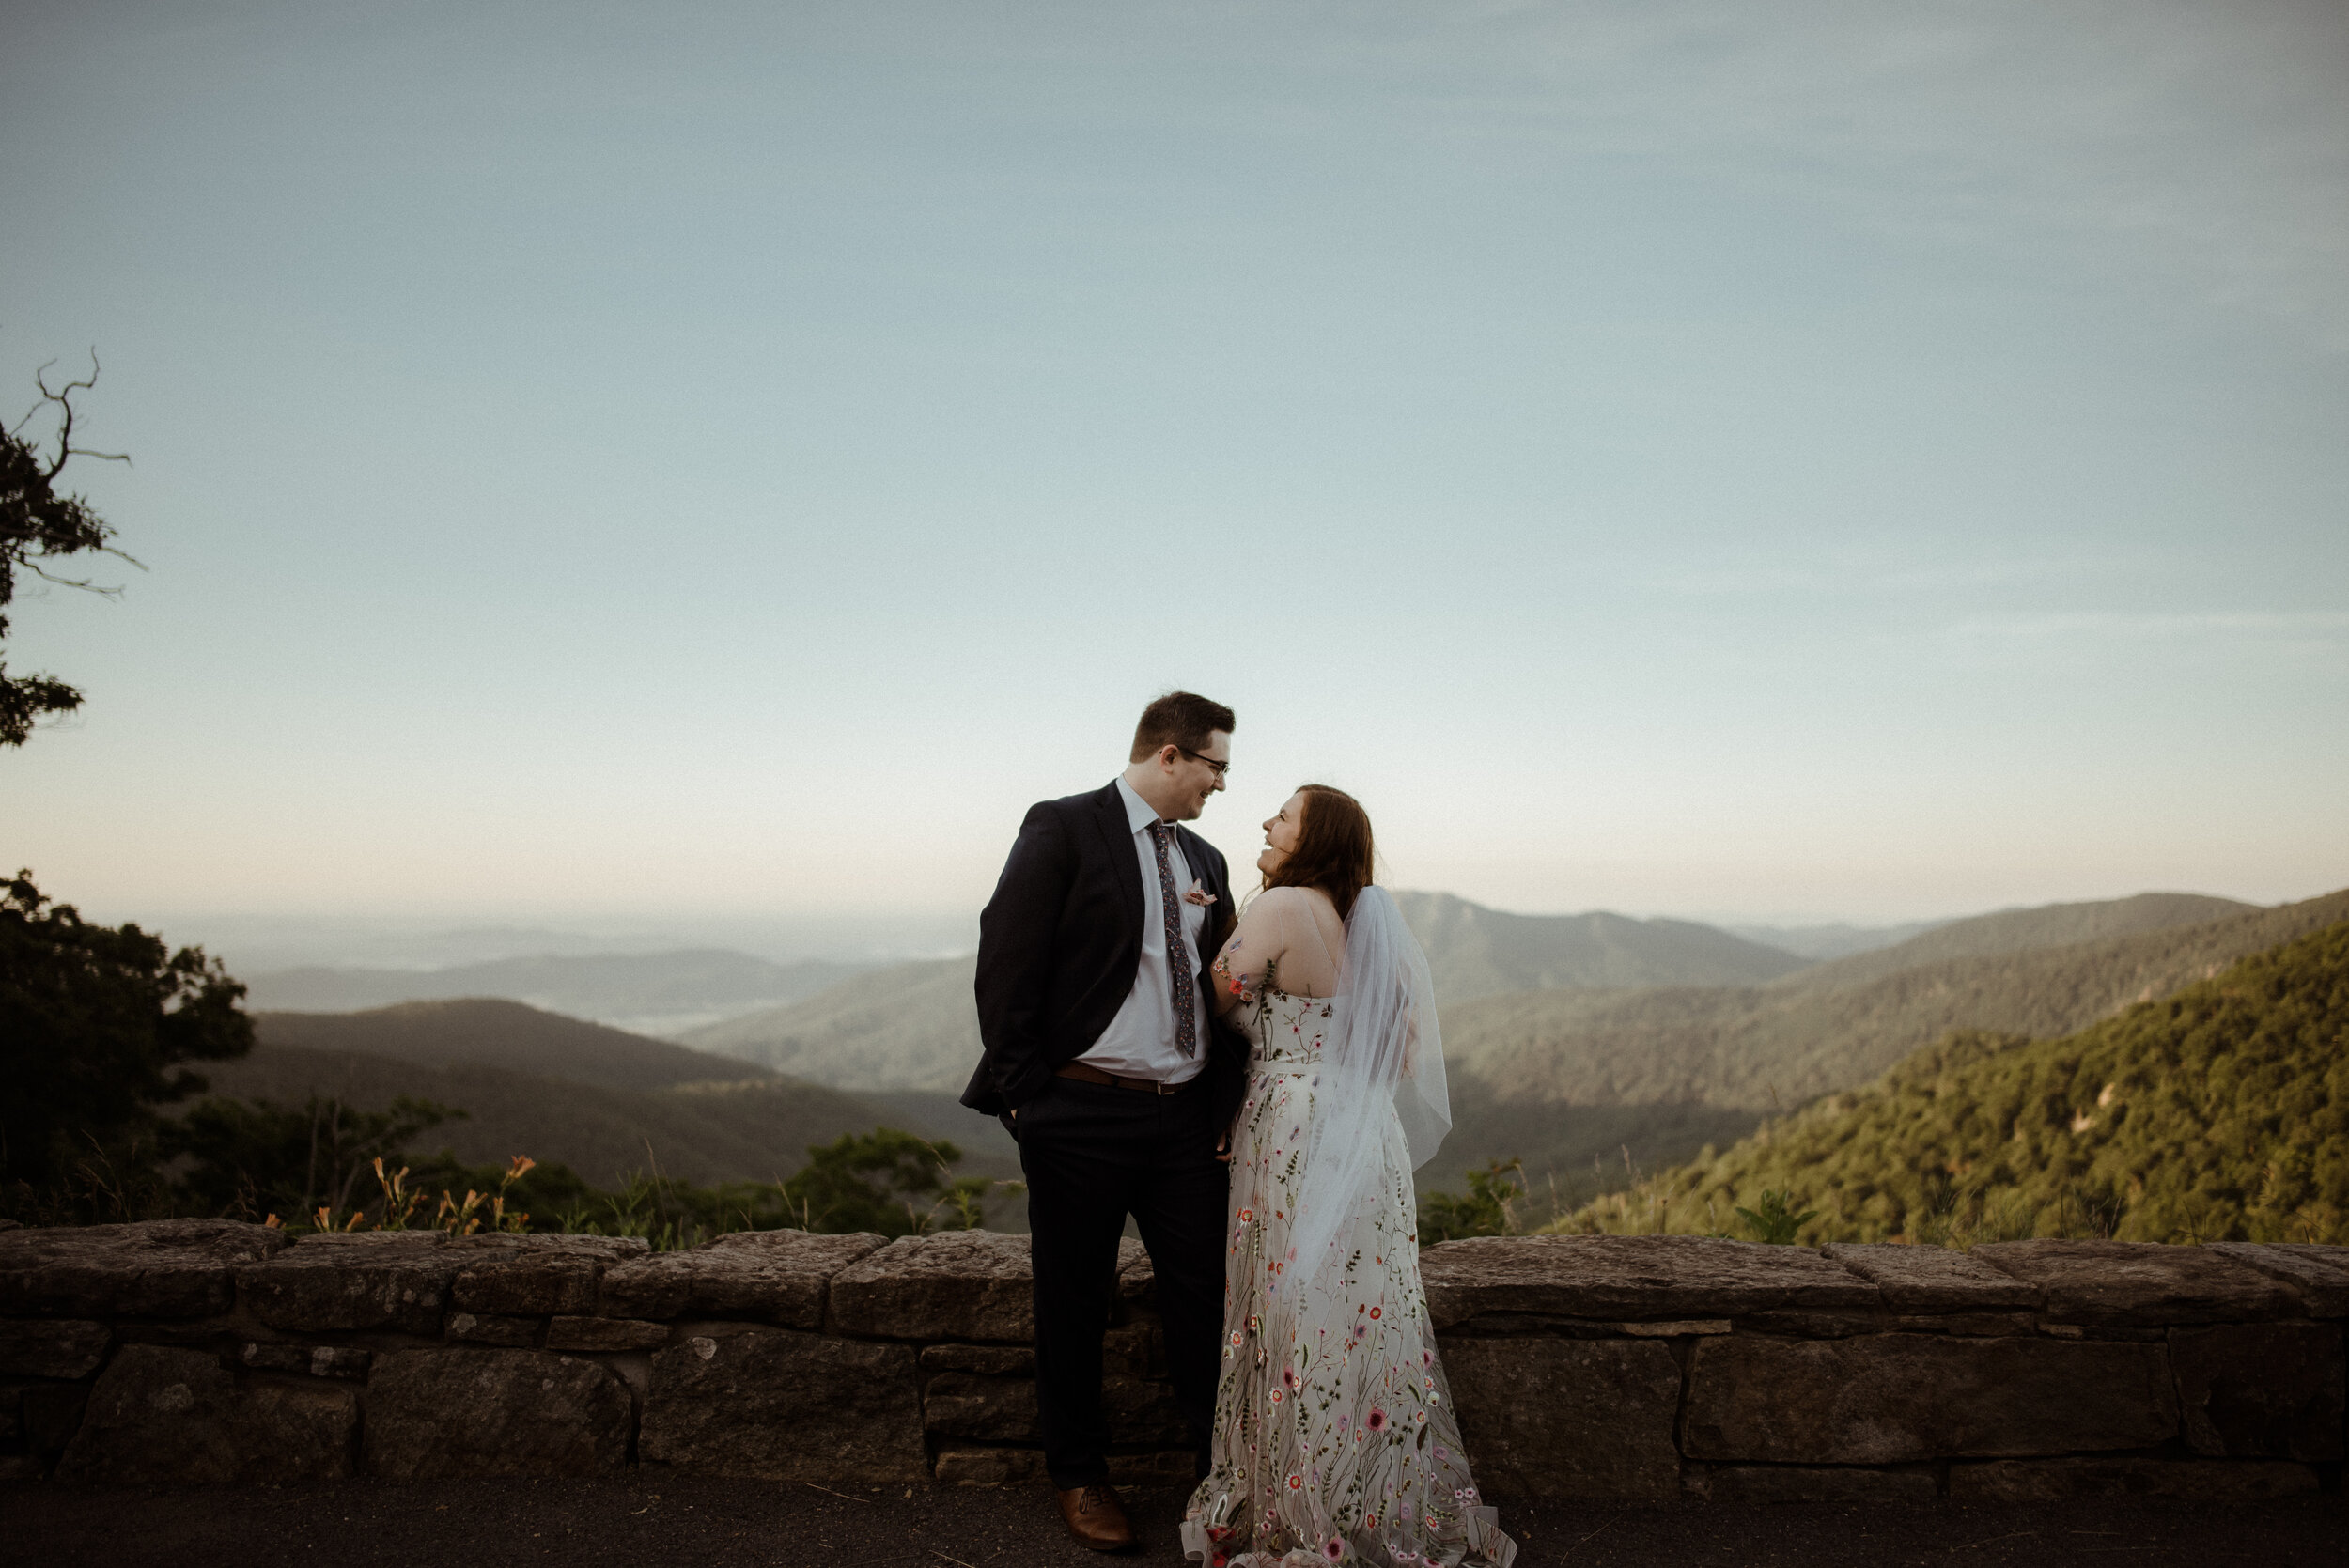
5, 1476, 2343, 1568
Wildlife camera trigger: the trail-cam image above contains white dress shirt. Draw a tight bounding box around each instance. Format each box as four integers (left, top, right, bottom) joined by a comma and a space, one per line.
1076, 776, 1210, 1084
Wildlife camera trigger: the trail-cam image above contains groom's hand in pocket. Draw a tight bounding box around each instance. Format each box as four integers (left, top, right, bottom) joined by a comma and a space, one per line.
1213, 1133, 1232, 1164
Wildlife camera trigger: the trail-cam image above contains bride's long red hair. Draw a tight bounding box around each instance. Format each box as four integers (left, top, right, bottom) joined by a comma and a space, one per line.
1263, 784, 1375, 921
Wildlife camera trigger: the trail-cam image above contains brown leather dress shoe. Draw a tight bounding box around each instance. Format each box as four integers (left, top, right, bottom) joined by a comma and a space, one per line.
1054, 1483, 1136, 1551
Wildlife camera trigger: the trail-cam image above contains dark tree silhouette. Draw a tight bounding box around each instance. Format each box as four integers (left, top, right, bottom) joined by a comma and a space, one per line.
2, 354, 137, 746
0, 870, 253, 1193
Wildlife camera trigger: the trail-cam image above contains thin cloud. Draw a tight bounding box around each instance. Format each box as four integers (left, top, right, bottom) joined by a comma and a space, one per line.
1313, 0, 2349, 348
1942, 609, 2349, 642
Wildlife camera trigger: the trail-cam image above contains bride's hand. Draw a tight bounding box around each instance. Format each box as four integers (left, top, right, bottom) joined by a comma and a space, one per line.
1214, 1133, 1232, 1164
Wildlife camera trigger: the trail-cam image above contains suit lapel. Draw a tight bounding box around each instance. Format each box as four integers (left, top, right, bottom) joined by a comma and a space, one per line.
1174, 825, 1237, 951
1094, 782, 1146, 933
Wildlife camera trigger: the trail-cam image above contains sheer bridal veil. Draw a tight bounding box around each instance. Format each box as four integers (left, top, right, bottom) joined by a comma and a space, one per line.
1278, 884, 1451, 1296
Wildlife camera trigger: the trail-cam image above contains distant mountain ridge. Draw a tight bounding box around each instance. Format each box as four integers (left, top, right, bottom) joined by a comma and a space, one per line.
680, 893, 1815, 1089
1446, 888, 2343, 1113
1392, 893, 1809, 1001
242, 950, 877, 1036
1768, 892, 2253, 993
255, 999, 773, 1092
1724, 920, 1948, 961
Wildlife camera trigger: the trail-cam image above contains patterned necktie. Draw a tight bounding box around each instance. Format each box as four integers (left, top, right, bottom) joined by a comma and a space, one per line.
1147, 822, 1199, 1057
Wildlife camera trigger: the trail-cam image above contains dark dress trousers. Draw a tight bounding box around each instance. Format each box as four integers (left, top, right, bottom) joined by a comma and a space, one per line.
963, 782, 1251, 1491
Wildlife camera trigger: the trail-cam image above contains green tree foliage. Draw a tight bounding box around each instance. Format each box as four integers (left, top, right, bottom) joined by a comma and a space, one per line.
0, 871, 254, 1197
1419, 1158, 1530, 1241
1553, 919, 2349, 1245
780, 1126, 992, 1237
393, 1128, 998, 1249
2, 357, 135, 746
165, 1094, 460, 1224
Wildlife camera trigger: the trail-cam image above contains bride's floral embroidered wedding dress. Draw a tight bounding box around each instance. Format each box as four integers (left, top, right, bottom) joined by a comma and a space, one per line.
1180, 986, 1517, 1568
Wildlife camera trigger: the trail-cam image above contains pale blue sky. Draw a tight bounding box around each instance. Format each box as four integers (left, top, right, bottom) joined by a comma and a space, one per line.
5, 0, 2345, 936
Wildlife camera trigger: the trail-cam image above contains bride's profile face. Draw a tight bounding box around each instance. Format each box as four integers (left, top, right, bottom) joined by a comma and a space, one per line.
1257, 791, 1307, 877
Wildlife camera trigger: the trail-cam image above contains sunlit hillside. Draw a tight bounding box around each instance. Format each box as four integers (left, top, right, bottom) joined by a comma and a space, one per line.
1552, 917, 2349, 1245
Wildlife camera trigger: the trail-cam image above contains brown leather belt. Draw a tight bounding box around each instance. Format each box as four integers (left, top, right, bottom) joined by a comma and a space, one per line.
1054, 1061, 1196, 1094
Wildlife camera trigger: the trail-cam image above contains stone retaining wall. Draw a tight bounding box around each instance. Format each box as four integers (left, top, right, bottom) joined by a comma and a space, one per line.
1, 1221, 2341, 1502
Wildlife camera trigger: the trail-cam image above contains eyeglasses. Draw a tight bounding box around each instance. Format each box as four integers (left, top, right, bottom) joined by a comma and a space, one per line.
1178, 747, 1231, 778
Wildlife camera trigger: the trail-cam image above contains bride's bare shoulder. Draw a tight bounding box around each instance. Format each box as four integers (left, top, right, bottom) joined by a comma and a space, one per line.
1243, 886, 1318, 924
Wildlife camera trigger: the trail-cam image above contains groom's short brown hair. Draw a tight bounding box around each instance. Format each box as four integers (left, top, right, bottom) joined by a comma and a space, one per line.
1130, 691, 1236, 762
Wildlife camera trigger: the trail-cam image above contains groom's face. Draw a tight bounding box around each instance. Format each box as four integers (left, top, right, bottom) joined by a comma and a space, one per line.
1163, 729, 1231, 821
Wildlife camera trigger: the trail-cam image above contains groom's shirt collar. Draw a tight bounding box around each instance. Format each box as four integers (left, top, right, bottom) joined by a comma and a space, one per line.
1114, 775, 1168, 836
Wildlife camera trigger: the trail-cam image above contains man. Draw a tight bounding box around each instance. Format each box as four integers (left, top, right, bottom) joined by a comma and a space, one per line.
963, 691, 1249, 1551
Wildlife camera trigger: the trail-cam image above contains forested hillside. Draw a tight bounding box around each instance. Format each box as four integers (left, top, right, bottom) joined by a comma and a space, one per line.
206, 1043, 866, 1187
1553, 917, 2349, 1245
1391, 893, 1808, 1001
1423, 889, 2348, 1209
685, 957, 981, 1090
256, 999, 766, 1091
1770, 892, 2252, 993
1445, 888, 2349, 1110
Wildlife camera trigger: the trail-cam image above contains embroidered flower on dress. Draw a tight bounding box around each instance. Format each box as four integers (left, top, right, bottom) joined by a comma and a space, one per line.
1365, 1408, 1387, 1431
1323, 1538, 1344, 1560
1285, 1473, 1304, 1492
1368, 1307, 1382, 1319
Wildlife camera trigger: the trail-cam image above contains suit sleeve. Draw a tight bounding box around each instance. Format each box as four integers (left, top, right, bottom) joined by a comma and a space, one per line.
972, 800, 1075, 1111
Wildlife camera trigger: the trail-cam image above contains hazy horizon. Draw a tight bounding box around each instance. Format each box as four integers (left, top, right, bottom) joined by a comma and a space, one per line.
8, 2, 2345, 929
93, 879, 2331, 981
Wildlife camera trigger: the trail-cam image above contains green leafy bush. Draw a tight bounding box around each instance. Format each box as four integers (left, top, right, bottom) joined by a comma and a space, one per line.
1420, 1158, 1529, 1241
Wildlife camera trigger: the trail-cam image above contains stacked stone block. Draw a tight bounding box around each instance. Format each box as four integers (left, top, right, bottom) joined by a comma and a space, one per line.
0, 1219, 2341, 1500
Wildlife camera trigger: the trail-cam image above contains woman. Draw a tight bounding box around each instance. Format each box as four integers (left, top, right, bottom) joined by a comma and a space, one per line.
1182, 786, 1516, 1568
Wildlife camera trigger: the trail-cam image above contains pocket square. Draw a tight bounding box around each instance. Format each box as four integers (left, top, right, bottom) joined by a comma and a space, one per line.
1184, 879, 1218, 907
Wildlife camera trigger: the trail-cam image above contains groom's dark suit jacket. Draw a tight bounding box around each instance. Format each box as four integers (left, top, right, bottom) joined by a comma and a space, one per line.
962, 782, 1251, 1137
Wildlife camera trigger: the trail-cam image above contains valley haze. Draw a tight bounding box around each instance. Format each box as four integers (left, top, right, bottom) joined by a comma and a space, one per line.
221, 882, 2348, 1222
